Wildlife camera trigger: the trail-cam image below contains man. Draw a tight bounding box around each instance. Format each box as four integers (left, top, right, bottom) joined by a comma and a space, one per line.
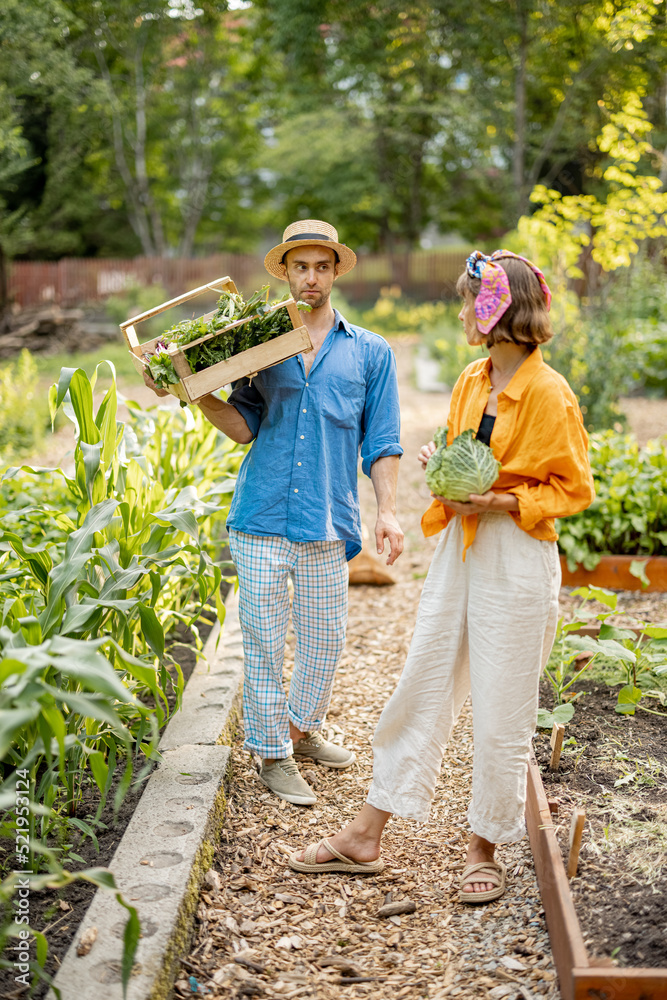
147, 219, 404, 805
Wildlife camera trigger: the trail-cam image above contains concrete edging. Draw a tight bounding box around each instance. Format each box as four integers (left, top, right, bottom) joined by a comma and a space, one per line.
47, 587, 244, 1000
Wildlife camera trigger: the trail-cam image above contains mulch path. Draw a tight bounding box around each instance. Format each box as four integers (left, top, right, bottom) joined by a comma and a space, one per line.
180, 341, 667, 999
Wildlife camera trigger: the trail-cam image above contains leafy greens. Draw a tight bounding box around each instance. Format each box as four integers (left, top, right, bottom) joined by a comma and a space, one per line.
147, 285, 310, 389
425, 427, 501, 502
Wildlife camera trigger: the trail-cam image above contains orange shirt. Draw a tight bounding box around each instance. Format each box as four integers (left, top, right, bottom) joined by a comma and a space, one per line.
421, 348, 595, 556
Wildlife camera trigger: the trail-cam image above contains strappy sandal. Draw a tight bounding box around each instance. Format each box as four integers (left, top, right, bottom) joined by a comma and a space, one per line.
458, 860, 507, 904
288, 838, 384, 875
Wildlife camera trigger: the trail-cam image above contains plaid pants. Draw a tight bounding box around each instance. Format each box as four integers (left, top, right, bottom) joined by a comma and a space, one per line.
228, 529, 348, 758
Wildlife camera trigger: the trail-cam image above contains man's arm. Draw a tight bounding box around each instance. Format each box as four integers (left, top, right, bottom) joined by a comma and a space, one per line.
142, 371, 253, 444
197, 393, 254, 444
370, 454, 404, 565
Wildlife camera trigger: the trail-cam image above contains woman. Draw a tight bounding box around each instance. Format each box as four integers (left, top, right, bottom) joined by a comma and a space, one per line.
289, 250, 595, 902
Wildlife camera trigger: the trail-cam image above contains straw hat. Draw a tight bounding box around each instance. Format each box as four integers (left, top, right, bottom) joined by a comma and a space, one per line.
264, 219, 357, 280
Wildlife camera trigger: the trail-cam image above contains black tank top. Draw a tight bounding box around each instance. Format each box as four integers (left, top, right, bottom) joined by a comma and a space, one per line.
477, 412, 496, 446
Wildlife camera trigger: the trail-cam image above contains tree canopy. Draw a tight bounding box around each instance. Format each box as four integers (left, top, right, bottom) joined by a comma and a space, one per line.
0, 0, 666, 262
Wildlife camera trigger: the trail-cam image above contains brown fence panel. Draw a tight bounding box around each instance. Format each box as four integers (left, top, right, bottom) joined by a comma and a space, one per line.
8, 250, 471, 310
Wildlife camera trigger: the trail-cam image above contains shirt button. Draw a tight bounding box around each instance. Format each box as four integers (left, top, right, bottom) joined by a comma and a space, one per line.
302, 408, 307, 413
294, 488, 298, 493
305, 382, 309, 386
297, 462, 302, 466
300, 435, 304, 439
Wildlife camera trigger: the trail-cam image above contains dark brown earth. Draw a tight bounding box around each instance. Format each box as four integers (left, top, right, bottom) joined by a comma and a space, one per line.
535, 680, 667, 971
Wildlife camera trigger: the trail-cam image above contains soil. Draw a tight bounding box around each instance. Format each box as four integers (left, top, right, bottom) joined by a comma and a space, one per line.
534, 680, 667, 970
0, 613, 215, 1000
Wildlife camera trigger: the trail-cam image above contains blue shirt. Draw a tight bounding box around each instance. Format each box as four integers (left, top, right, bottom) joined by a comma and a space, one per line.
225, 310, 403, 560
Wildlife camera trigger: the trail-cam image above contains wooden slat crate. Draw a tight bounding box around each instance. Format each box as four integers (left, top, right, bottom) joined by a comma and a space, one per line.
120, 276, 312, 404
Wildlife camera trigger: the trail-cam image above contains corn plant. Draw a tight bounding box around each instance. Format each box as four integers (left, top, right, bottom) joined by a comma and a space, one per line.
0, 362, 244, 994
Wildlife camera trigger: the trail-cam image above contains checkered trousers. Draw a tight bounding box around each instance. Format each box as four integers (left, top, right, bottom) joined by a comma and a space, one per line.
227, 529, 348, 758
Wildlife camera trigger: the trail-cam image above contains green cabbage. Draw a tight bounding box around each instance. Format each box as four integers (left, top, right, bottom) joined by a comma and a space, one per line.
425, 427, 501, 502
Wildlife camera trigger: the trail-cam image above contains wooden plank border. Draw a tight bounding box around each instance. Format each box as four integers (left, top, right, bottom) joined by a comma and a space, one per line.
526, 750, 667, 1000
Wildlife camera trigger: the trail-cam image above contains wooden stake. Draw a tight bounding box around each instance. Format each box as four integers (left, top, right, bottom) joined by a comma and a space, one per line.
549, 722, 565, 770
567, 808, 586, 879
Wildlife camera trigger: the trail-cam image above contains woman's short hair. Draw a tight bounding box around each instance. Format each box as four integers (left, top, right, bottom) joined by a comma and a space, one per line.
456, 256, 553, 347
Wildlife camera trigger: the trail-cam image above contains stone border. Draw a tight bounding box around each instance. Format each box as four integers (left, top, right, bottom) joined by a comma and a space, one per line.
47, 588, 244, 1000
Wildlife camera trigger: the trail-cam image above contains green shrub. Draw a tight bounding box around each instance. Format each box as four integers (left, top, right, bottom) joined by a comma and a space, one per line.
0, 350, 50, 461
335, 288, 483, 388
557, 430, 667, 570
104, 280, 170, 340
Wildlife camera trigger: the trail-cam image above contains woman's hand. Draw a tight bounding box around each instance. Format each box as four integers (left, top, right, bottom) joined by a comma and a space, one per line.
418, 441, 436, 468
432, 491, 519, 515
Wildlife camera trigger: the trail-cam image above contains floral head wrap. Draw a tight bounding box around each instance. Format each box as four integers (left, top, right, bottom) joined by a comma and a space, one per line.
465, 249, 552, 335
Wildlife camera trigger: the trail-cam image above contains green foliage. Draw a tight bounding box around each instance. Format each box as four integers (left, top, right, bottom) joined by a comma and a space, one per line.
0, 350, 50, 461
539, 586, 667, 724
519, 94, 667, 275
104, 281, 170, 341
557, 431, 667, 570
421, 312, 484, 389
344, 288, 482, 387
0, 361, 244, 989
148, 287, 307, 388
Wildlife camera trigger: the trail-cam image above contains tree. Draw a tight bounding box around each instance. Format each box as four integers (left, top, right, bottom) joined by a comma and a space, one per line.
63, 0, 265, 257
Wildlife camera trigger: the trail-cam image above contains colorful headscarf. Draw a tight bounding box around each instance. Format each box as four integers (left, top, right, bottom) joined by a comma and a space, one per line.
465, 249, 552, 335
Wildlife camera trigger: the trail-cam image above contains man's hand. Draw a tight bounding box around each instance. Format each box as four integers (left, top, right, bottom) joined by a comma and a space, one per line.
432, 490, 519, 515
142, 368, 170, 398
375, 511, 404, 566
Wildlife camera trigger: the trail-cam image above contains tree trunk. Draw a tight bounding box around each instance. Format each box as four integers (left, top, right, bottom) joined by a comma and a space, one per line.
513, 2, 528, 219
134, 29, 165, 256
0, 244, 9, 332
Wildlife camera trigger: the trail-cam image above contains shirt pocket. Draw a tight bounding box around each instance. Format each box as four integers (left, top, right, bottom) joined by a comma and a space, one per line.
321, 375, 365, 429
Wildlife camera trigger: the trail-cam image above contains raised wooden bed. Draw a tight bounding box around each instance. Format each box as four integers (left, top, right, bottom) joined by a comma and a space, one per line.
560, 555, 667, 593
121, 276, 312, 404
526, 750, 667, 1000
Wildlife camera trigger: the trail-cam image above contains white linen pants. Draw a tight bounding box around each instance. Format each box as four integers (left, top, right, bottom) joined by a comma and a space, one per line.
367, 512, 560, 844
228, 529, 348, 759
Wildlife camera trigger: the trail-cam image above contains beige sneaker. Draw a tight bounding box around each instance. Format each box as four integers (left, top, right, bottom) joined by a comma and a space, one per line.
293, 731, 356, 769
258, 755, 317, 805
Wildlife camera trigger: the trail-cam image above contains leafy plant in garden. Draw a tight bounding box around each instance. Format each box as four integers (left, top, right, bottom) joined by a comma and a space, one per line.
0, 362, 244, 993
556, 431, 667, 572
0, 350, 50, 462
537, 586, 667, 727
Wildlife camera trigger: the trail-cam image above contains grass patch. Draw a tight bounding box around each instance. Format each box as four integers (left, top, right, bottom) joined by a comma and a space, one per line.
31, 341, 140, 384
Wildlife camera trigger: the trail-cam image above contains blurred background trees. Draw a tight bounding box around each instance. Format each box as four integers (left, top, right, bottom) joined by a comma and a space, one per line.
1, 0, 666, 259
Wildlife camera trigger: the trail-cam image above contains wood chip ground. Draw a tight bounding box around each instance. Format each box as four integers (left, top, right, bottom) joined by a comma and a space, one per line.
181, 341, 667, 1000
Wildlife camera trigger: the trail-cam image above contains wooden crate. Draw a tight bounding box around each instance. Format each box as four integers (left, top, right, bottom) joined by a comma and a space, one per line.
120, 276, 312, 404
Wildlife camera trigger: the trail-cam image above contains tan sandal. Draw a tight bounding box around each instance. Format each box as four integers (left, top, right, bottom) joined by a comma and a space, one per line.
458, 860, 506, 904
288, 838, 384, 875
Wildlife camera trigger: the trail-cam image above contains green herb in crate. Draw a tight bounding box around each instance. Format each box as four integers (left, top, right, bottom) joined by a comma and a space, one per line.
147, 339, 180, 386
148, 285, 310, 388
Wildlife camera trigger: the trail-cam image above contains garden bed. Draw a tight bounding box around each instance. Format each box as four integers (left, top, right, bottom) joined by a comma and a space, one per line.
534, 678, 667, 974
560, 555, 667, 593
0, 613, 216, 1000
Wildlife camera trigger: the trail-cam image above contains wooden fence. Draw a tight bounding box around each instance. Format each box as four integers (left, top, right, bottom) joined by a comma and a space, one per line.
8, 249, 471, 310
